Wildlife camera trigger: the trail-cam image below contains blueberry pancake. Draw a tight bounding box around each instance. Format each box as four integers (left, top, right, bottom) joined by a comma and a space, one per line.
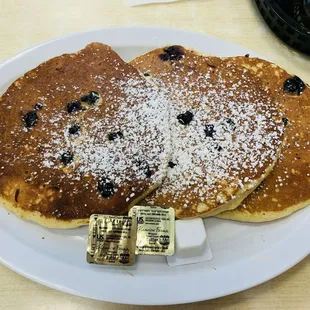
130, 46, 285, 218
0, 43, 170, 228
218, 57, 310, 222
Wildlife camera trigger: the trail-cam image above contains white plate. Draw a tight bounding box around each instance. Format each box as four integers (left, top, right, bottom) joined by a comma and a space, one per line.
0, 27, 309, 305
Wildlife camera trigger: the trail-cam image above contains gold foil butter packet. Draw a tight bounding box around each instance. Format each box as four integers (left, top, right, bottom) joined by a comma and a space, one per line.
87, 214, 137, 266
129, 206, 175, 256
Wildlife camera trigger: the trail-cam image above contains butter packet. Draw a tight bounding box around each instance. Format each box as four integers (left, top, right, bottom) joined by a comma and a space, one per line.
87, 214, 137, 266
129, 206, 175, 256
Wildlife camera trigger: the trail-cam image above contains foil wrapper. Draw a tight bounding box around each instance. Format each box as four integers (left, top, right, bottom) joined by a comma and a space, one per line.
129, 205, 175, 256
87, 214, 137, 266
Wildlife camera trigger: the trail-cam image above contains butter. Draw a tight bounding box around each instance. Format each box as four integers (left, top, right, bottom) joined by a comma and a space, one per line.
87, 214, 137, 266
129, 205, 175, 256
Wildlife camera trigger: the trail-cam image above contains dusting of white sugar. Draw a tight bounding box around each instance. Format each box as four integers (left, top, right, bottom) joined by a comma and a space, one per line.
141, 57, 284, 212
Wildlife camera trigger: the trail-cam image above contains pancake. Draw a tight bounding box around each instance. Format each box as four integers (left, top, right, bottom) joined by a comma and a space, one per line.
0, 43, 170, 228
218, 57, 310, 222
130, 46, 285, 218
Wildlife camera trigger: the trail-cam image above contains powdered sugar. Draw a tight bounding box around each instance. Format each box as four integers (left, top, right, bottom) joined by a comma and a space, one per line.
0, 45, 286, 219
141, 58, 284, 211
0, 44, 172, 214
40, 75, 171, 191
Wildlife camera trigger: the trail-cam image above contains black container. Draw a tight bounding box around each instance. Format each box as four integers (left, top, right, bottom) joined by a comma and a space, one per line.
255, 0, 310, 54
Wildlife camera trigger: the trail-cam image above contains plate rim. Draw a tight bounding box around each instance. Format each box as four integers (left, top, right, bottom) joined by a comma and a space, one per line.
0, 26, 309, 305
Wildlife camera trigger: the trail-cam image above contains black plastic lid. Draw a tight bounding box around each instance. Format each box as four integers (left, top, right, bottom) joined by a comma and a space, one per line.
255, 0, 310, 54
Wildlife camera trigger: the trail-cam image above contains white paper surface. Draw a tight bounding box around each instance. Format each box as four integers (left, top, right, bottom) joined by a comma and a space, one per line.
128, 0, 178, 6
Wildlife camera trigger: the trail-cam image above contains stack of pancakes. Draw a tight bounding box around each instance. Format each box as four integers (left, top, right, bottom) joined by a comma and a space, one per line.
0, 43, 308, 228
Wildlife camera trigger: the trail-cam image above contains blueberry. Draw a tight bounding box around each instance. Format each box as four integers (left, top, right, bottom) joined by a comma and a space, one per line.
34, 103, 43, 110
69, 124, 80, 135
143, 72, 151, 77
145, 169, 153, 178
284, 76, 305, 95
67, 100, 82, 113
97, 178, 114, 198
137, 160, 153, 178
107, 131, 124, 141
215, 144, 223, 152
204, 124, 215, 138
284, 79, 298, 93
61, 151, 74, 165
159, 46, 185, 61
225, 118, 236, 131
81, 91, 100, 104
282, 117, 289, 126
168, 161, 177, 168
23, 111, 38, 128
177, 111, 193, 125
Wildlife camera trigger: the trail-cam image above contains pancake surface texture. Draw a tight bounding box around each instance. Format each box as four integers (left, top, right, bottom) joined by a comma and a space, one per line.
218, 57, 310, 222
0, 43, 170, 228
131, 46, 285, 218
